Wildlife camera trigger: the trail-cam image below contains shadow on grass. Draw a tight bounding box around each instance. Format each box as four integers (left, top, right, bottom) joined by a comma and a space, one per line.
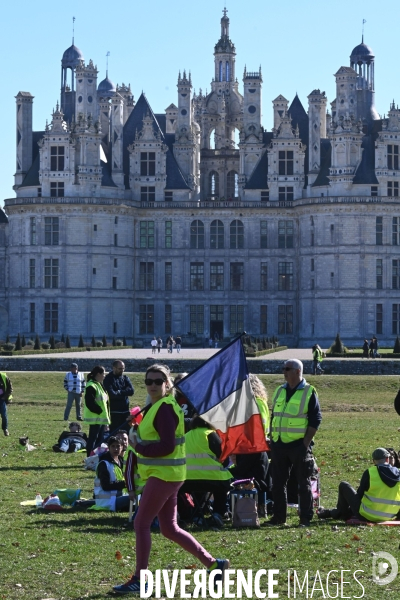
1, 464, 85, 471
22, 514, 160, 536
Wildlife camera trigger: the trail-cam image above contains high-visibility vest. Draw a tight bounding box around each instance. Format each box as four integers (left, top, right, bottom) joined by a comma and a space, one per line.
136, 395, 186, 482
126, 444, 145, 494
359, 467, 400, 522
271, 384, 314, 443
94, 459, 125, 511
255, 396, 270, 437
313, 349, 323, 362
84, 380, 110, 425
0, 373, 12, 401
185, 428, 233, 481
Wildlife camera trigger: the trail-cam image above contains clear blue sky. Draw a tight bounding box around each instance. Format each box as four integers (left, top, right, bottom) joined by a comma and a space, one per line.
1, 0, 399, 207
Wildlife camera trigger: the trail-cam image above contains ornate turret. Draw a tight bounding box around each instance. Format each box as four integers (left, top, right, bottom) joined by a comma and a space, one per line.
214, 8, 236, 84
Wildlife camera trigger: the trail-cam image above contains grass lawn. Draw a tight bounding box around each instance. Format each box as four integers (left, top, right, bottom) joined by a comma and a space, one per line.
1, 373, 400, 599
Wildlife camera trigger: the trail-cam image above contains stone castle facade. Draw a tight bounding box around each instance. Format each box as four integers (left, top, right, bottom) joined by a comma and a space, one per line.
1, 10, 399, 347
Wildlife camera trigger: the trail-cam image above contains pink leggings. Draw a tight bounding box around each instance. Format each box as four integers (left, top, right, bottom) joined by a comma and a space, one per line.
134, 477, 215, 576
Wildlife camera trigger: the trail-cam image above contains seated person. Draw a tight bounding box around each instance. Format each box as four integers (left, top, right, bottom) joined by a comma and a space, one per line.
115, 430, 129, 457
179, 415, 232, 525
93, 436, 130, 511
53, 421, 88, 453
230, 374, 270, 517
318, 448, 400, 522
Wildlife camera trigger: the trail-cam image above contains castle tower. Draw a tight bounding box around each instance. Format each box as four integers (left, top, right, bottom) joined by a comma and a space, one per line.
307, 89, 327, 186
173, 71, 197, 194
350, 39, 379, 127
117, 84, 135, 124
239, 67, 263, 186
97, 71, 116, 146
60, 42, 84, 123
213, 8, 236, 90
14, 92, 33, 188
75, 59, 98, 121
272, 95, 289, 131
111, 93, 125, 188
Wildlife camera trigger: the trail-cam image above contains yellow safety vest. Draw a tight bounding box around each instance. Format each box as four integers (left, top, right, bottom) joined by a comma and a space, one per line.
0, 373, 12, 401
94, 459, 125, 511
271, 383, 314, 443
255, 396, 270, 437
359, 467, 400, 522
185, 428, 233, 481
84, 380, 110, 425
136, 395, 186, 483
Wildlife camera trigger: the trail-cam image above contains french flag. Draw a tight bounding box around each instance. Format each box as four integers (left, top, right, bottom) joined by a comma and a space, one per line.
176, 336, 268, 461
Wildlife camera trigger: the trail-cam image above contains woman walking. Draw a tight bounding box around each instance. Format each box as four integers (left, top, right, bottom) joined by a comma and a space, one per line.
113, 363, 229, 594
84, 366, 110, 456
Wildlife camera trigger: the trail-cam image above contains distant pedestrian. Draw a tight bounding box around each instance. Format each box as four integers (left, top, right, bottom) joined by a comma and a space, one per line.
369, 338, 374, 358
214, 332, 219, 348
209, 337, 213, 348
372, 337, 379, 358
63, 363, 85, 421
0, 371, 12, 436
151, 337, 157, 354
312, 344, 324, 375
175, 335, 182, 353
362, 339, 369, 358
157, 337, 163, 353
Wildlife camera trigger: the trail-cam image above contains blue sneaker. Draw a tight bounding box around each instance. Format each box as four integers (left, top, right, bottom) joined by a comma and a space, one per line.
208, 558, 230, 591
113, 575, 147, 595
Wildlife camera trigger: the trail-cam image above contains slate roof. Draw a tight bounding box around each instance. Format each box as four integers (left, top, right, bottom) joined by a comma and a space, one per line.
353, 134, 379, 185
312, 139, 332, 187
20, 131, 45, 188
288, 94, 309, 187
244, 131, 273, 189
122, 93, 190, 190
0, 207, 8, 224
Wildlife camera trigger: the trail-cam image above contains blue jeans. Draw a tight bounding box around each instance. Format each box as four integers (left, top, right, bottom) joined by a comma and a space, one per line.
0, 399, 8, 431
64, 392, 82, 420
59, 438, 84, 453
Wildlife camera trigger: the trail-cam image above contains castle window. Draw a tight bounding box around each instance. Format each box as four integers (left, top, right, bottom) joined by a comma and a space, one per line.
278, 220, 294, 248
230, 305, 244, 335
140, 186, 156, 202
278, 262, 293, 291
165, 221, 172, 249
30, 217, 37, 245
139, 262, 154, 291
371, 186, 378, 197
140, 152, 155, 176
50, 146, 65, 171
279, 150, 294, 175
44, 258, 59, 289
278, 187, 294, 202
376, 259, 383, 289
190, 220, 205, 249
261, 190, 269, 202
139, 304, 154, 335
210, 220, 224, 249
388, 181, 399, 197
226, 170, 239, 199
260, 305, 267, 334
311, 231, 314, 246
44, 217, 59, 245
219, 61, 223, 82
114, 233, 118, 246
388, 145, 399, 170
44, 302, 58, 333
377, 304, 383, 335
112, 277, 117, 290
230, 263, 244, 291
165, 304, 172, 334
278, 305, 293, 334
260, 220, 268, 248
29, 259, 35, 288
376, 216, 383, 245
226, 61, 230, 82
37, 187, 42, 197
114, 216, 118, 225
393, 217, 400, 245
210, 263, 224, 291
393, 304, 400, 335
261, 262, 268, 291
311, 258, 314, 271
230, 220, 244, 249
190, 263, 204, 291
140, 221, 155, 249
165, 262, 172, 291
30, 303, 35, 333
190, 305, 204, 335
209, 171, 219, 197
94, 224, 97, 231
50, 182, 64, 197
393, 260, 400, 289
164, 191, 173, 202
114, 259, 118, 268
93, 268, 96, 275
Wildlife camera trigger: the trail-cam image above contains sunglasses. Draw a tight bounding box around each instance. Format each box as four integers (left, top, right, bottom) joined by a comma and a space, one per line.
144, 378, 166, 386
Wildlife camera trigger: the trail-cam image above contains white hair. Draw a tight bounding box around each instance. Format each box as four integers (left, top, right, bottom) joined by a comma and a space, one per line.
284, 359, 303, 377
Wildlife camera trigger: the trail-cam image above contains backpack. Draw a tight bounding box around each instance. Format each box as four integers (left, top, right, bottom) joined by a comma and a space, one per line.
232, 496, 260, 528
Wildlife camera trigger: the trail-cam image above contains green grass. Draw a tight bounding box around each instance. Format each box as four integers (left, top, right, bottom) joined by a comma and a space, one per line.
1, 374, 400, 599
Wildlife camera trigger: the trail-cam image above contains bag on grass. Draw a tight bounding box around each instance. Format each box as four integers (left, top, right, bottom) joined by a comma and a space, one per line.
232, 496, 260, 528
53, 488, 81, 505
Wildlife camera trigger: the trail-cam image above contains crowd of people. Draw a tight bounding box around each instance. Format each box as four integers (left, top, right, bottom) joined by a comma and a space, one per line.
3, 350, 400, 595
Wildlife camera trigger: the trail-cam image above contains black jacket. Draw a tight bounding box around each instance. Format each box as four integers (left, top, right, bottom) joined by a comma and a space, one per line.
103, 373, 134, 413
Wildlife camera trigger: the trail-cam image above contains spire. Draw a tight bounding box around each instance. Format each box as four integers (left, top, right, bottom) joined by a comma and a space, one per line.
72, 16, 75, 45
106, 51, 110, 78
221, 6, 229, 38
362, 18, 366, 43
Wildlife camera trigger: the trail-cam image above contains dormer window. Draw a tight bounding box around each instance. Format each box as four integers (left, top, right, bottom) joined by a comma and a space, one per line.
50, 146, 64, 171
279, 151, 293, 175
140, 152, 155, 176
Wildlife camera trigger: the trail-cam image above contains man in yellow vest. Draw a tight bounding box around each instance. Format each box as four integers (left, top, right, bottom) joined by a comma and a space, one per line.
0, 372, 13, 436
266, 359, 322, 527
318, 448, 400, 522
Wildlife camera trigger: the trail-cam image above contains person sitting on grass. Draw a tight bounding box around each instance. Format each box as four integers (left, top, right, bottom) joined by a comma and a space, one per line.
115, 430, 129, 457
318, 447, 400, 522
52, 421, 88, 453
92, 436, 130, 511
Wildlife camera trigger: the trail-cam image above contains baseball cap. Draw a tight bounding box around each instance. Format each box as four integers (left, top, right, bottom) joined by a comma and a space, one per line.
372, 447, 390, 461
